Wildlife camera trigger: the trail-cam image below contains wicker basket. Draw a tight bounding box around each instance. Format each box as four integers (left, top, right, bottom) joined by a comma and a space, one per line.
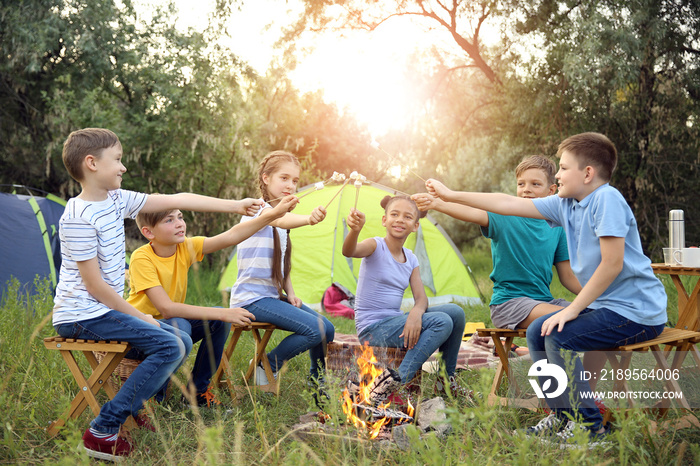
326, 341, 408, 374
93, 351, 141, 383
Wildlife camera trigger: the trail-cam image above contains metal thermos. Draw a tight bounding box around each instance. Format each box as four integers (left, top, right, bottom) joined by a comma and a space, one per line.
669, 210, 685, 249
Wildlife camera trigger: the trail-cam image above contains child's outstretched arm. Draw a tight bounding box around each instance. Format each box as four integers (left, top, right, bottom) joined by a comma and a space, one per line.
554, 260, 583, 296
142, 193, 264, 216
426, 179, 544, 219
342, 208, 377, 258
77, 258, 160, 327
269, 205, 327, 229
542, 236, 624, 335
202, 195, 298, 255
400, 267, 429, 349
411, 193, 489, 227
142, 285, 256, 326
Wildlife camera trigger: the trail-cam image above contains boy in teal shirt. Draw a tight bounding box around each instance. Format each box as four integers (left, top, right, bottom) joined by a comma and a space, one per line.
415, 155, 580, 329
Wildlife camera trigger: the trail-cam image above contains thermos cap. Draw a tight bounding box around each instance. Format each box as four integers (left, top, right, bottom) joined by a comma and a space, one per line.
670, 209, 684, 221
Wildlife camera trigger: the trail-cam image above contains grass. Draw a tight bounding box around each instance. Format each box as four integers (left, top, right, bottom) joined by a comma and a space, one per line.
1, 246, 700, 464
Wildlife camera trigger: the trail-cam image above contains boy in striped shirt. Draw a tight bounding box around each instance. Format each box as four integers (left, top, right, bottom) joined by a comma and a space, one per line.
52, 128, 262, 461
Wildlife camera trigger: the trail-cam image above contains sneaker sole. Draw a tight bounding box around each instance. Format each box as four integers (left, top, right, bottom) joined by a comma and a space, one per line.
539, 437, 612, 450
80, 443, 126, 462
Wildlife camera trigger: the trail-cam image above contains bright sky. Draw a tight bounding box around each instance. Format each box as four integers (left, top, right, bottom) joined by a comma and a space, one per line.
164, 0, 481, 135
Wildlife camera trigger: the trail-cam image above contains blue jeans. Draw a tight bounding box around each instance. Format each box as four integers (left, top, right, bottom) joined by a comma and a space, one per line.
160, 317, 231, 395
243, 297, 335, 378
55, 311, 189, 434
527, 307, 665, 432
358, 304, 466, 383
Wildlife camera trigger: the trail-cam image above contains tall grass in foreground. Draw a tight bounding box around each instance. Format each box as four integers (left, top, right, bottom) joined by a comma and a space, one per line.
1, 248, 699, 464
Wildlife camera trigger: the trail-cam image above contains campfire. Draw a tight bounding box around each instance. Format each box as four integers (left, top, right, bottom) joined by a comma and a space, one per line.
293, 343, 452, 448
341, 343, 415, 439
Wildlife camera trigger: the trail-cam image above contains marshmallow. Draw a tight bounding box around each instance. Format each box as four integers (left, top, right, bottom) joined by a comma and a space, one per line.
315, 182, 325, 190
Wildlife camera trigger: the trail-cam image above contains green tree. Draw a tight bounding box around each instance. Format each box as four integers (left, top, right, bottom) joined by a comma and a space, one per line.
291, 0, 700, 253
499, 0, 700, 251
2, 0, 263, 255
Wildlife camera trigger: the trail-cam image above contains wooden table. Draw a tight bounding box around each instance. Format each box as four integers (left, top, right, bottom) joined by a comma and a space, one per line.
651, 263, 700, 332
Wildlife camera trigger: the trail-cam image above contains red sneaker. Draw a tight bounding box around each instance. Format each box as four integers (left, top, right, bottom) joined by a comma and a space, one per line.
594, 397, 608, 415
135, 412, 156, 432
82, 428, 134, 462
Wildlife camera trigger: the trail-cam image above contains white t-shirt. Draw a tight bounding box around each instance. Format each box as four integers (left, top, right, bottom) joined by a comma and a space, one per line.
52, 189, 147, 325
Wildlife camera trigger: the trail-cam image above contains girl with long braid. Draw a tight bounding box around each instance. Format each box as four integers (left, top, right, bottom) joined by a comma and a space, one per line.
229, 151, 335, 391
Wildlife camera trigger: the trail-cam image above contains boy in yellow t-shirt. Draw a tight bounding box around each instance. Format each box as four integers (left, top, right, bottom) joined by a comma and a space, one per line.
127, 196, 297, 406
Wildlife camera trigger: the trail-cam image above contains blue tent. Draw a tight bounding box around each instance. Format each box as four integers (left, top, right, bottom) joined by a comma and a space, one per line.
0, 186, 66, 298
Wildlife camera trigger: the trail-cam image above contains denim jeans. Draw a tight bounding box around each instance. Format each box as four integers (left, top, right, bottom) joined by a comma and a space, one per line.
527, 307, 665, 432
54, 311, 189, 434
358, 304, 466, 383
244, 297, 335, 378
160, 317, 231, 395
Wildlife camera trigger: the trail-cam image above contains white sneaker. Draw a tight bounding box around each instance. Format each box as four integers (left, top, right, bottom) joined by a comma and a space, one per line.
515, 413, 565, 436
249, 359, 277, 385
544, 421, 612, 450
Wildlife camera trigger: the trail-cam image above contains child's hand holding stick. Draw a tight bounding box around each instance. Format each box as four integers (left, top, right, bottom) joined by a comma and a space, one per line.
308, 205, 327, 226
425, 179, 454, 201
411, 193, 440, 212
346, 208, 365, 233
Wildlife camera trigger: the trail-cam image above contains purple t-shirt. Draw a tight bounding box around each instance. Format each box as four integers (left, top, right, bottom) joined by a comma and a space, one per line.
354, 237, 420, 335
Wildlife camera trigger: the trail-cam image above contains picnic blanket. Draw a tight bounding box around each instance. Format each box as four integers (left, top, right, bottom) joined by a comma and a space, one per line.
331, 333, 530, 373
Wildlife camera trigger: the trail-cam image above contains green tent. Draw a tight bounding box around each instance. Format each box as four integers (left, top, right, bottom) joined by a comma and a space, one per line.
219, 182, 484, 309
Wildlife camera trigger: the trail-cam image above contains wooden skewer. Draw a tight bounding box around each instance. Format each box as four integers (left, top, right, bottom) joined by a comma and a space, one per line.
268, 177, 333, 204
297, 186, 321, 201
324, 179, 351, 210
354, 181, 362, 210
375, 145, 426, 182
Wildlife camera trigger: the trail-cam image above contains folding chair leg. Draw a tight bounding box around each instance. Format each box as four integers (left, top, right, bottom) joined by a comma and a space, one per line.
244, 328, 277, 394
48, 349, 125, 436
212, 327, 244, 391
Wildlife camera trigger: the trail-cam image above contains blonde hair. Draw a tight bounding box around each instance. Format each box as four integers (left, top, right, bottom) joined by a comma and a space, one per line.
515, 155, 557, 185
62, 128, 121, 182
256, 150, 301, 298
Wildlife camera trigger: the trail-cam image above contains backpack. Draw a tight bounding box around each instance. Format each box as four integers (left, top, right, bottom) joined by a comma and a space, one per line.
321, 282, 356, 319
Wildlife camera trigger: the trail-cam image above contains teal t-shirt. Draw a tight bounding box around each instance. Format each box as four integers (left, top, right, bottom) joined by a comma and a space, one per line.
481, 212, 569, 306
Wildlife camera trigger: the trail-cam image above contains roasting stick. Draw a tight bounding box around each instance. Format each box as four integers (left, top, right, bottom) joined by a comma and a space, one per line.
351, 172, 367, 210
269, 171, 346, 203
324, 178, 351, 210
296, 181, 326, 201
371, 140, 426, 182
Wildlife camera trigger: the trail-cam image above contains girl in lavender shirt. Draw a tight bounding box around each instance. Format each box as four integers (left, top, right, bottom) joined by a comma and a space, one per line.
342, 195, 469, 397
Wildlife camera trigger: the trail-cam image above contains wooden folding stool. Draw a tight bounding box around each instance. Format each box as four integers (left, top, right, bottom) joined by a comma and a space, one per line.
44, 337, 137, 436
603, 328, 700, 424
212, 322, 279, 396
477, 328, 539, 409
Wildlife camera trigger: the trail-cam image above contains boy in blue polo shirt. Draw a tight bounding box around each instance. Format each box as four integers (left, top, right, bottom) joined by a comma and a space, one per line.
418, 132, 667, 446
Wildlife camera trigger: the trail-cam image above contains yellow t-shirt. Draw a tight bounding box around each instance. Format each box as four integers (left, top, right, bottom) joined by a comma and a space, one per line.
127, 236, 205, 318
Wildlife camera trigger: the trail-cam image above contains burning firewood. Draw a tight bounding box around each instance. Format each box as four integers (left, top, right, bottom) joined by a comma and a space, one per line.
367, 368, 402, 407
351, 403, 414, 423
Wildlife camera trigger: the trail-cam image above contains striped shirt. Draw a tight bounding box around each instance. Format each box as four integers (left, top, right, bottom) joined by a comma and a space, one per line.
229, 204, 286, 308
52, 189, 147, 325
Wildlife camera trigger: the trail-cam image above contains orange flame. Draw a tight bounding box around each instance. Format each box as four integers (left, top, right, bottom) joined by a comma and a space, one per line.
341, 343, 412, 439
